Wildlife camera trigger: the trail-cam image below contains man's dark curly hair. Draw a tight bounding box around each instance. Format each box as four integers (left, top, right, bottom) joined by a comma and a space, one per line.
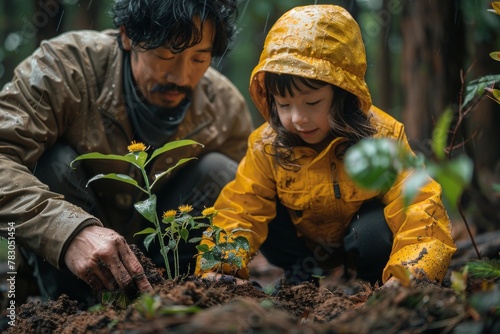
264, 73, 377, 170
111, 0, 238, 57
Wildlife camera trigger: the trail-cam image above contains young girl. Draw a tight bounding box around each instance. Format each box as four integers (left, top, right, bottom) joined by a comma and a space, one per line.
196, 5, 456, 287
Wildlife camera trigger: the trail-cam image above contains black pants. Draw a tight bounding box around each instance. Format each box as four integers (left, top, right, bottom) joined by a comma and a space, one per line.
19, 143, 238, 305
259, 200, 393, 285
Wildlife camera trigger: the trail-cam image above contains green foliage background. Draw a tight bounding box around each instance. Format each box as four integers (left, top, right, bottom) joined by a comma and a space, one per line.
1, 0, 499, 126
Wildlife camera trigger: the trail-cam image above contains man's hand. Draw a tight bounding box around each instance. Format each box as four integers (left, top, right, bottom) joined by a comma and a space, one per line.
64, 225, 153, 293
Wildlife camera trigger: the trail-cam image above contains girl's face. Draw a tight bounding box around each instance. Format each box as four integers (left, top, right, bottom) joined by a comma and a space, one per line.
274, 82, 334, 148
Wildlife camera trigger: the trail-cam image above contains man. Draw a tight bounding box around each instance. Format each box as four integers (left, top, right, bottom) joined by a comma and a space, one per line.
0, 0, 252, 305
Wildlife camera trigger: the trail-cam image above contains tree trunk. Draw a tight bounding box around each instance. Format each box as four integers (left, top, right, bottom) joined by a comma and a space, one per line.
377, 0, 393, 112
462, 13, 500, 231
400, 1, 465, 151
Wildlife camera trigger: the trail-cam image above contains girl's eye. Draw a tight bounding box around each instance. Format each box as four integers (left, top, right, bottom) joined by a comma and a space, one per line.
306, 100, 321, 106
277, 103, 290, 108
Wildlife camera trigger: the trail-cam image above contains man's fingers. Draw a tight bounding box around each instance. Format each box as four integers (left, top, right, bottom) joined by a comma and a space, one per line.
117, 241, 153, 293
133, 272, 153, 293
64, 226, 153, 293
86, 274, 104, 291
96, 263, 118, 291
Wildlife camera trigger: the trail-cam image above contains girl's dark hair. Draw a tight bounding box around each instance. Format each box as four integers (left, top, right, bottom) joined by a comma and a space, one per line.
264, 73, 377, 169
111, 0, 238, 57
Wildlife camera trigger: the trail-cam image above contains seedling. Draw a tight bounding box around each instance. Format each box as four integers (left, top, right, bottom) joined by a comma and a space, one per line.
195, 208, 254, 276
70, 139, 203, 279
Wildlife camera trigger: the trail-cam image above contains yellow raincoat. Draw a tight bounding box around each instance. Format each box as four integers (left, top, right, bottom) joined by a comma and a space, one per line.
196, 5, 456, 283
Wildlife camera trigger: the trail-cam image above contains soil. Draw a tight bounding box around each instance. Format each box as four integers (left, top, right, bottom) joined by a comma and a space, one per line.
3, 244, 500, 334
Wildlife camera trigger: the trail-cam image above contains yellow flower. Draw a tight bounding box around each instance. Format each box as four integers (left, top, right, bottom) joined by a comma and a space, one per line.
127, 141, 147, 153
162, 210, 177, 219
178, 204, 193, 213
202, 207, 218, 217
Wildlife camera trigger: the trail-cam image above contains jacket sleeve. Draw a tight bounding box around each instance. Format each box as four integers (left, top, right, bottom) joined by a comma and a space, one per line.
195, 126, 276, 278
0, 36, 103, 269
381, 128, 456, 283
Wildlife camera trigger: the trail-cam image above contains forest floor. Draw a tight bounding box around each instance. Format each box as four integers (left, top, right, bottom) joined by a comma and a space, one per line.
2, 229, 500, 334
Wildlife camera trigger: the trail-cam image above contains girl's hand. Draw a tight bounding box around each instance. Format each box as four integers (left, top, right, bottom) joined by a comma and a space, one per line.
382, 276, 401, 288
202, 272, 247, 285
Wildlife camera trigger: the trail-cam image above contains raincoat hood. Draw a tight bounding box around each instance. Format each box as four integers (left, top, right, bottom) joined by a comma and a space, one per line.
250, 5, 372, 121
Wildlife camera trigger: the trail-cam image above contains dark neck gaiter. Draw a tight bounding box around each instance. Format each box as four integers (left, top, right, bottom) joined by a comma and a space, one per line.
123, 52, 190, 148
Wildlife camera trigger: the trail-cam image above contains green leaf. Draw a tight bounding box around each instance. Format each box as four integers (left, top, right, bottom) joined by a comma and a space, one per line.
218, 242, 236, 251
233, 236, 250, 252
429, 156, 473, 212
134, 195, 157, 223
143, 233, 157, 251
196, 244, 210, 252
71, 151, 148, 169
190, 222, 210, 230
344, 138, 400, 192
86, 173, 147, 194
431, 108, 453, 161
189, 237, 202, 243
134, 227, 157, 236
200, 259, 221, 270
450, 268, 467, 297
226, 252, 242, 268
485, 86, 500, 104
490, 51, 500, 61
180, 228, 189, 242
148, 139, 203, 162
463, 74, 500, 107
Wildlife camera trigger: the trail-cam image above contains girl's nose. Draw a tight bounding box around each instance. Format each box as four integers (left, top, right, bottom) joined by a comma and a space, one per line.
292, 108, 309, 125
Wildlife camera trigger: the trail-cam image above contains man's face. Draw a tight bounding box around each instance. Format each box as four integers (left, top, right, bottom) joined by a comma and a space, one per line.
120, 20, 214, 108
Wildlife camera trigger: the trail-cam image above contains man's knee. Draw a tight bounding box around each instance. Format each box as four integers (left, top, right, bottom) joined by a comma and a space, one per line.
33, 143, 78, 185
190, 152, 238, 207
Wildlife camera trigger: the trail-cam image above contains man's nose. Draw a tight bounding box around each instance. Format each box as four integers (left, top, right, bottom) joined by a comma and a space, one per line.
164, 56, 190, 86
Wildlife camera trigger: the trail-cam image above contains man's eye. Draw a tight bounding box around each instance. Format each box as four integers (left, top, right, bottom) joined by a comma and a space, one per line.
157, 55, 175, 61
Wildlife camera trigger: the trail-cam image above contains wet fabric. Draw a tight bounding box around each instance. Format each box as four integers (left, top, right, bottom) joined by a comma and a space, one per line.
196, 5, 456, 284
0, 29, 252, 270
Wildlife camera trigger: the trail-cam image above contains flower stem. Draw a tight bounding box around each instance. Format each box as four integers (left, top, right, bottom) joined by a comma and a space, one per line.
141, 168, 173, 280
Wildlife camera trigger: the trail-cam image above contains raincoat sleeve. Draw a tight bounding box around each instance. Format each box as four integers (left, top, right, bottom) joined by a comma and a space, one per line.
0, 37, 103, 269
195, 125, 277, 279
381, 130, 456, 283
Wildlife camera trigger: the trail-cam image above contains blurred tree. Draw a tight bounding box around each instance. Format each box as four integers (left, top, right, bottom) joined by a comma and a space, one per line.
461, 0, 500, 231
34, 0, 101, 46
0, 0, 113, 88
400, 1, 465, 144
